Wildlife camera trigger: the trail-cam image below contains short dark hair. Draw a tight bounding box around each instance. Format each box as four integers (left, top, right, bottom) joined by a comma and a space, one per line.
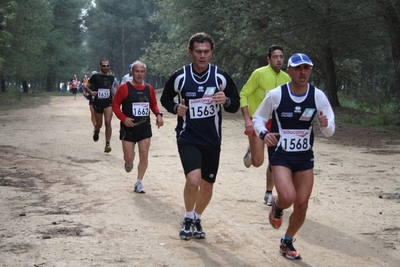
99, 59, 109, 65
267, 45, 284, 58
188, 32, 215, 51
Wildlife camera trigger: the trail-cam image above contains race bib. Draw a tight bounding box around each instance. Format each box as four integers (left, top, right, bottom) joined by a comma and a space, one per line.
132, 102, 150, 117
280, 129, 311, 152
189, 98, 217, 119
98, 88, 110, 99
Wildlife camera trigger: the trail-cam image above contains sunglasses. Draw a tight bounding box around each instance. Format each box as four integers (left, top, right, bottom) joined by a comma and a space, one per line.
101, 64, 110, 67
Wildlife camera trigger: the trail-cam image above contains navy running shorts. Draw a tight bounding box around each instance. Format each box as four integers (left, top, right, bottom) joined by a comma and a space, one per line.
268, 148, 314, 171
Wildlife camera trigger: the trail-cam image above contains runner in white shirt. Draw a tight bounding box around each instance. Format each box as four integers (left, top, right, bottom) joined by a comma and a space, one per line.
253, 53, 335, 260
121, 63, 133, 84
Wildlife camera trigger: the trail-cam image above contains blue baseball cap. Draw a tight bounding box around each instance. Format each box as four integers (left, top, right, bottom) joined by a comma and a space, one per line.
288, 53, 313, 67
128, 63, 133, 71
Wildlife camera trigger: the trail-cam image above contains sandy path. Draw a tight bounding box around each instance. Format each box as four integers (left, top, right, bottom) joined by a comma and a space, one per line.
0, 94, 399, 267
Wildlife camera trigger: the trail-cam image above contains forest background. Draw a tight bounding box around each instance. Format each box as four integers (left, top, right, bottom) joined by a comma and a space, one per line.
1, 0, 400, 127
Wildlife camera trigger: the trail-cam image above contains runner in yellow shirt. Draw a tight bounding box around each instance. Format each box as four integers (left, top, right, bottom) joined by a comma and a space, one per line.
240, 45, 291, 205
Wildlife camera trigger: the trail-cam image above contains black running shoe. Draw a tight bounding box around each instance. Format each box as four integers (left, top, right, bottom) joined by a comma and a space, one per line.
193, 218, 206, 239
93, 131, 99, 142
179, 218, 193, 240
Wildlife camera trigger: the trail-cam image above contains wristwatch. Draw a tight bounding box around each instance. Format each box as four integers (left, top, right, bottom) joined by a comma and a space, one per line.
259, 130, 268, 140
157, 112, 163, 117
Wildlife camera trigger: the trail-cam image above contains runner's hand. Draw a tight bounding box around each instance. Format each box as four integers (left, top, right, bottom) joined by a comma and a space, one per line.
124, 117, 135, 127
177, 99, 188, 117
264, 132, 280, 147
318, 111, 328, 128
213, 84, 226, 105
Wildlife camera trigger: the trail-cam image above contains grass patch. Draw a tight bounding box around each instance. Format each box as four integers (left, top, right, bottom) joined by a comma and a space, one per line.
337, 93, 400, 129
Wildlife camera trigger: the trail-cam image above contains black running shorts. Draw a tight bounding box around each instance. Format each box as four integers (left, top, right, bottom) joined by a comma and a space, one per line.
120, 123, 152, 143
93, 100, 112, 114
178, 143, 220, 183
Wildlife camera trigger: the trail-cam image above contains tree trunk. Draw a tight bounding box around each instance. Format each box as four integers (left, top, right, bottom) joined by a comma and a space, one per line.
324, 45, 340, 107
46, 76, 54, 92
1, 77, 5, 93
22, 80, 29, 93
377, 0, 400, 97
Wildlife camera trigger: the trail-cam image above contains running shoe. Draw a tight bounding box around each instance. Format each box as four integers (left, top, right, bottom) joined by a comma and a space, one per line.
179, 217, 193, 240
279, 238, 301, 260
93, 131, 99, 142
193, 218, 206, 239
269, 196, 283, 229
134, 181, 145, 193
243, 145, 251, 168
104, 144, 112, 153
124, 162, 133, 173
263, 192, 273, 206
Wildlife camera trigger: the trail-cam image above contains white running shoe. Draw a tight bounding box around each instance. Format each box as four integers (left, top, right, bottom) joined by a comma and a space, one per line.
124, 162, 133, 173
263, 192, 273, 206
243, 146, 251, 168
134, 181, 145, 193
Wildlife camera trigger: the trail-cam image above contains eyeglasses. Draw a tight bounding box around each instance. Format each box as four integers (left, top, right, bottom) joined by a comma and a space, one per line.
101, 64, 110, 67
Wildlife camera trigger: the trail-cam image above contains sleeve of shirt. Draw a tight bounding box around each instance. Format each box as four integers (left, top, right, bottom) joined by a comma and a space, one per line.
315, 89, 335, 137
253, 89, 279, 137
218, 69, 240, 113
112, 83, 129, 122
239, 70, 258, 108
121, 74, 128, 84
149, 85, 161, 116
160, 71, 180, 114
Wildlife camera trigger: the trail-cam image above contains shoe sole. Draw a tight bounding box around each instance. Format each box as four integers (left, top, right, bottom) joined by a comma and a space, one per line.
243, 147, 251, 168
243, 154, 251, 168
269, 218, 281, 229
134, 190, 145, 193
264, 195, 272, 206
125, 163, 133, 173
263, 200, 272, 206
193, 233, 206, 239
269, 197, 282, 229
279, 249, 301, 260
180, 234, 192, 240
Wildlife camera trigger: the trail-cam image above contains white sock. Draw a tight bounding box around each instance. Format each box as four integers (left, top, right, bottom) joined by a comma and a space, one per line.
194, 212, 201, 220
184, 211, 195, 220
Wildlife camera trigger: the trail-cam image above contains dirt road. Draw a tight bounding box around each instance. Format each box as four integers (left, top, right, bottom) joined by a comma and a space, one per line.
0, 95, 399, 267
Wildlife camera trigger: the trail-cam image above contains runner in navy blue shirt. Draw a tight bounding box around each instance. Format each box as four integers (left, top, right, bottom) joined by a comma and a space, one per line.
161, 32, 240, 240
253, 53, 335, 260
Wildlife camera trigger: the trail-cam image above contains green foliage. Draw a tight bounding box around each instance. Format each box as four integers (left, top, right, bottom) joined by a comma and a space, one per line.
0, 0, 53, 79
1, 0, 399, 104
143, 0, 397, 103
338, 91, 400, 127
0, 1, 17, 53
85, 0, 159, 79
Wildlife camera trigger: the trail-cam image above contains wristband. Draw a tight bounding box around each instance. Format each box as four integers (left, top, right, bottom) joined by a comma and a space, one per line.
259, 130, 268, 140
224, 97, 231, 107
